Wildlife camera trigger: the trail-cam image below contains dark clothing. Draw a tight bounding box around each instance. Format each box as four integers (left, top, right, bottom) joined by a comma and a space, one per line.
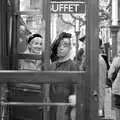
9, 51, 43, 120
108, 56, 120, 110
49, 59, 78, 71
112, 94, 120, 109
75, 48, 86, 71
49, 59, 78, 120
50, 59, 78, 102
101, 54, 110, 70
9, 88, 43, 120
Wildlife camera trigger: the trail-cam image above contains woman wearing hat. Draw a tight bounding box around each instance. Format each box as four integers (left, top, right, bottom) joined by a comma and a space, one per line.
49, 32, 78, 120
19, 33, 43, 70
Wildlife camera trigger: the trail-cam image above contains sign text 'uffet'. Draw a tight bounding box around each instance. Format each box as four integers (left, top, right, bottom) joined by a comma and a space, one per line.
50, 1, 85, 13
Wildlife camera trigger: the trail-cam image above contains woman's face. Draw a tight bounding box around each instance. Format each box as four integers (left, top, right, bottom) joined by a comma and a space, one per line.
57, 38, 71, 58
29, 37, 43, 54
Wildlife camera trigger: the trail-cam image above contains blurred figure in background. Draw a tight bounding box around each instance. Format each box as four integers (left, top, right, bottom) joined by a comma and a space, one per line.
108, 54, 120, 120
76, 36, 86, 71
99, 38, 107, 117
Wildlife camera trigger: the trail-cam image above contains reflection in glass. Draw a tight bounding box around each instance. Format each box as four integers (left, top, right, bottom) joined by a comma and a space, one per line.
50, 12, 86, 71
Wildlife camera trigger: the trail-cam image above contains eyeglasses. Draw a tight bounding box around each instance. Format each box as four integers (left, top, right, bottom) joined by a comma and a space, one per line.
58, 42, 71, 48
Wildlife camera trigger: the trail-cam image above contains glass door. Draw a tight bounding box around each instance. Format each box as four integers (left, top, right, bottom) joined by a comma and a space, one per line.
0, 0, 100, 120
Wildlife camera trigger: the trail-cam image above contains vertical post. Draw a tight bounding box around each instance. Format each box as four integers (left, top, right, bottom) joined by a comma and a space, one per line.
0, 84, 8, 120
0, 0, 9, 120
76, 74, 86, 120
10, 0, 19, 70
75, 19, 80, 65
43, 0, 50, 120
10, 14, 18, 69
87, 0, 99, 120
75, 31, 80, 65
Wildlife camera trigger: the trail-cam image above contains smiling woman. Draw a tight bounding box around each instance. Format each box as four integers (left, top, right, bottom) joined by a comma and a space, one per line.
19, 33, 43, 70
27, 34, 43, 55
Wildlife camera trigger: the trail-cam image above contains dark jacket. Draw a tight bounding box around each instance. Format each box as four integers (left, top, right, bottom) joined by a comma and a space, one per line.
49, 59, 78, 101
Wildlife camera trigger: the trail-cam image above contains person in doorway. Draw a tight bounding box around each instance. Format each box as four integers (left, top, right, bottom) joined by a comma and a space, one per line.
75, 36, 86, 71
108, 54, 120, 120
98, 38, 107, 117
49, 32, 78, 120
50, 32, 78, 71
10, 33, 44, 120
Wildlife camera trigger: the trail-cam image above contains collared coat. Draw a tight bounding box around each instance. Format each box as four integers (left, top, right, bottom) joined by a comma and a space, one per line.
99, 54, 107, 111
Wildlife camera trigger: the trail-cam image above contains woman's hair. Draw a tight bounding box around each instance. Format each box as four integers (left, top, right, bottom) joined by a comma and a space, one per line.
50, 32, 72, 62
27, 33, 43, 44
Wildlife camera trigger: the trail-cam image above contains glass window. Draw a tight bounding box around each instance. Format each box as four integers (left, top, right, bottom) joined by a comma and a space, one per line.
50, 0, 86, 71
17, 15, 45, 53
16, 0, 45, 71
19, 0, 43, 11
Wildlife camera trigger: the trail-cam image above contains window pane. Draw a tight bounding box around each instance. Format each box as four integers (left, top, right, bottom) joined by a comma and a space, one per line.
19, 0, 43, 11
50, 1, 86, 71
17, 14, 45, 52
17, 0, 45, 71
